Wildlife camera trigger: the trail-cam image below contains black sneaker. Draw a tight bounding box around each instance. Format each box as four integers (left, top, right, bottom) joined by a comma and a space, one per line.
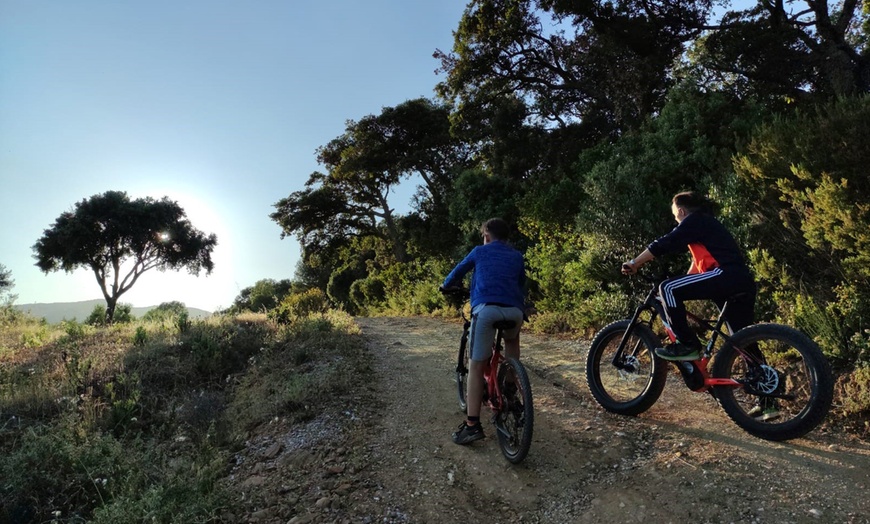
654, 342, 700, 361
452, 421, 485, 445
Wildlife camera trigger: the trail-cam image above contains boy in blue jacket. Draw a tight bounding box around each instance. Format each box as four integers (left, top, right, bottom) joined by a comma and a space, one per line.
441, 218, 526, 444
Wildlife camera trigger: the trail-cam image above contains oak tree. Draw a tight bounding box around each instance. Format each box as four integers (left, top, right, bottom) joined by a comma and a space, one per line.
272, 98, 464, 265
33, 191, 217, 322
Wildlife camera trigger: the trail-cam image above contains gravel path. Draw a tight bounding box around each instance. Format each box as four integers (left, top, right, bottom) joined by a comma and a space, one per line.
227, 316, 870, 523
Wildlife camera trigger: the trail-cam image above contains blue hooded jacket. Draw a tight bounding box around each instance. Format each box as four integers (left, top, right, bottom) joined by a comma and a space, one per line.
442, 240, 526, 310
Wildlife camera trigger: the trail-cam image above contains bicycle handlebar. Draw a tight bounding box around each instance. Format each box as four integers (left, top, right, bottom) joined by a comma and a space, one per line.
622, 266, 671, 285
439, 285, 470, 299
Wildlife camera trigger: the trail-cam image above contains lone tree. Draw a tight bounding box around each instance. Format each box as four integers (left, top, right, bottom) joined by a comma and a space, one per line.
0, 263, 13, 304
33, 191, 218, 322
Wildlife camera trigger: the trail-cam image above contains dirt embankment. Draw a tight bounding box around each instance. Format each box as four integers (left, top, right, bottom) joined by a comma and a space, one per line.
226, 316, 870, 524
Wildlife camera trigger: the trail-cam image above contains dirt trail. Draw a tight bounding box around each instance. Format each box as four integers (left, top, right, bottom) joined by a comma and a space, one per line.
230, 316, 870, 523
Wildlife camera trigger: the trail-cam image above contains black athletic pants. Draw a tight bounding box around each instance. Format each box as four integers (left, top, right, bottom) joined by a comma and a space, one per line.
658, 268, 756, 348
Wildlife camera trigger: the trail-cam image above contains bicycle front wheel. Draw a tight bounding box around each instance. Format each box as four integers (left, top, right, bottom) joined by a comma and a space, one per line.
586, 319, 668, 416
456, 341, 470, 413
711, 323, 833, 441
495, 358, 534, 464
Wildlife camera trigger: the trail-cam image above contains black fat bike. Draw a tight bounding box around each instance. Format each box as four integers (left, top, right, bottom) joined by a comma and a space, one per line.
586, 273, 834, 441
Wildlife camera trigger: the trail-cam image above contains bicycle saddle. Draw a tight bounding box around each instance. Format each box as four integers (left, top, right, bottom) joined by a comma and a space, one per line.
494, 320, 517, 330
723, 291, 751, 303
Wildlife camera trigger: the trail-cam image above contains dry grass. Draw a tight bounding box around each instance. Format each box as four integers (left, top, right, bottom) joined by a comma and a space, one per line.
0, 307, 370, 523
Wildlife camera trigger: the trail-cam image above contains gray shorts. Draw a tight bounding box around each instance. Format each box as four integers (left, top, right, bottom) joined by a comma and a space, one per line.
469, 304, 524, 362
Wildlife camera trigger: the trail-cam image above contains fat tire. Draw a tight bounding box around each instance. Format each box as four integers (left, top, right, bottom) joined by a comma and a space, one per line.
712, 323, 833, 441
496, 358, 534, 464
586, 319, 668, 416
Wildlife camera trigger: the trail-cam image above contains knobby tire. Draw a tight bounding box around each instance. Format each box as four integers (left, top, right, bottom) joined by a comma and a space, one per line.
586, 319, 669, 416
712, 323, 833, 441
496, 358, 534, 464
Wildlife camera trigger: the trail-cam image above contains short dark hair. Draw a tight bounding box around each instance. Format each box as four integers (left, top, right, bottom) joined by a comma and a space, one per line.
481, 218, 510, 241
672, 191, 718, 215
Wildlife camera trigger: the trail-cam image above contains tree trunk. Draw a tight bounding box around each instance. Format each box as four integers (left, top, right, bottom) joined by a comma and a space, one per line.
377, 190, 407, 263
105, 296, 117, 324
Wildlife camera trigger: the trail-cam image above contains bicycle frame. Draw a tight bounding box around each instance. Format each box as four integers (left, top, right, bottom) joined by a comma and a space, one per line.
457, 313, 508, 413
612, 280, 752, 391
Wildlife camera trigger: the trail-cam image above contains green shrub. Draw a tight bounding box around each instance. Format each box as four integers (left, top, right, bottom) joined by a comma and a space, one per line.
349, 275, 387, 313
842, 365, 870, 417
103, 372, 143, 435
176, 310, 190, 333
269, 288, 330, 324
375, 259, 454, 316
133, 326, 147, 346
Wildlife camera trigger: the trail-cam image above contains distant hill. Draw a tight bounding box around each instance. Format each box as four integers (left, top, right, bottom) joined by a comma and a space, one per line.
14, 299, 212, 324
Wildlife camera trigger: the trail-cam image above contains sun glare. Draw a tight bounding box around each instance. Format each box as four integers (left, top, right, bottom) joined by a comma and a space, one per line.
123, 185, 236, 311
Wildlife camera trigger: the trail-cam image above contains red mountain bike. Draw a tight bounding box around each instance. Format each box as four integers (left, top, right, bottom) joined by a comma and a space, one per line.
444, 288, 534, 463
586, 272, 833, 441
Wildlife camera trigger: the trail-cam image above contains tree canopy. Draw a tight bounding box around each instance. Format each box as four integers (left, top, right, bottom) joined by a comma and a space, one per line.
0, 264, 13, 304
271, 98, 465, 266
264, 1, 870, 379
33, 191, 217, 322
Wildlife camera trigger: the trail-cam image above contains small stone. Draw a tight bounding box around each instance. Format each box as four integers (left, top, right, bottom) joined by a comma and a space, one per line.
315, 497, 331, 508
252, 508, 275, 521
809, 508, 823, 519
264, 442, 283, 459
242, 476, 266, 488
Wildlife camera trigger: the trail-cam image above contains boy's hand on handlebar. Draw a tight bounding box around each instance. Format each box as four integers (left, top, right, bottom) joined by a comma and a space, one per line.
621, 261, 638, 275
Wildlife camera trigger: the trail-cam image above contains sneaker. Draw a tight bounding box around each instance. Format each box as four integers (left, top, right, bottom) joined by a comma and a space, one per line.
654, 342, 700, 361
748, 399, 781, 421
452, 421, 485, 445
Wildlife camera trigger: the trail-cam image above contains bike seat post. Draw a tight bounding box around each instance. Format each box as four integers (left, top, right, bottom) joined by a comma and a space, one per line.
708, 296, 740, 353
491, 319, 516, 356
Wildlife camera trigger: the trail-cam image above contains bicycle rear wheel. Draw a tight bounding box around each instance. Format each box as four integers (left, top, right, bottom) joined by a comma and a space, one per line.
586, 319, 668, 415
456, 341, 470, 413
712, 323, 833, 441
495, 358, 534, 464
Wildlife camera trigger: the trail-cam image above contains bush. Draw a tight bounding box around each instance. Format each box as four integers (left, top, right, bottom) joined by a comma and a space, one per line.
376, 259, 454, 316
841, 365, 870, 418
269, 288, 330, 324
349, 276, 387, 313
86, 303, 135, 325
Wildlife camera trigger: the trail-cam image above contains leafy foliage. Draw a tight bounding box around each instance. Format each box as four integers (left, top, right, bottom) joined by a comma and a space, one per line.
86, 303, 135, 325
141, 301, 188, 321
227, 279, 296, 314
692, 1, 870, 101
435, 0, 711, 134
734, 95, 870, 362
269, 288, 330, 324
271, 98, 464, 266
0, 264, 13, 301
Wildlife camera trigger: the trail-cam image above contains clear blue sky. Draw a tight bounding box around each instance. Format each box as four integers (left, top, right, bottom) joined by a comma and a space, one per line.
0, 0, 469, 311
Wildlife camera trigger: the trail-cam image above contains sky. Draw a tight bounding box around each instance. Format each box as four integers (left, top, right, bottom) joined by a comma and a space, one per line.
0, 0, 471, 312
